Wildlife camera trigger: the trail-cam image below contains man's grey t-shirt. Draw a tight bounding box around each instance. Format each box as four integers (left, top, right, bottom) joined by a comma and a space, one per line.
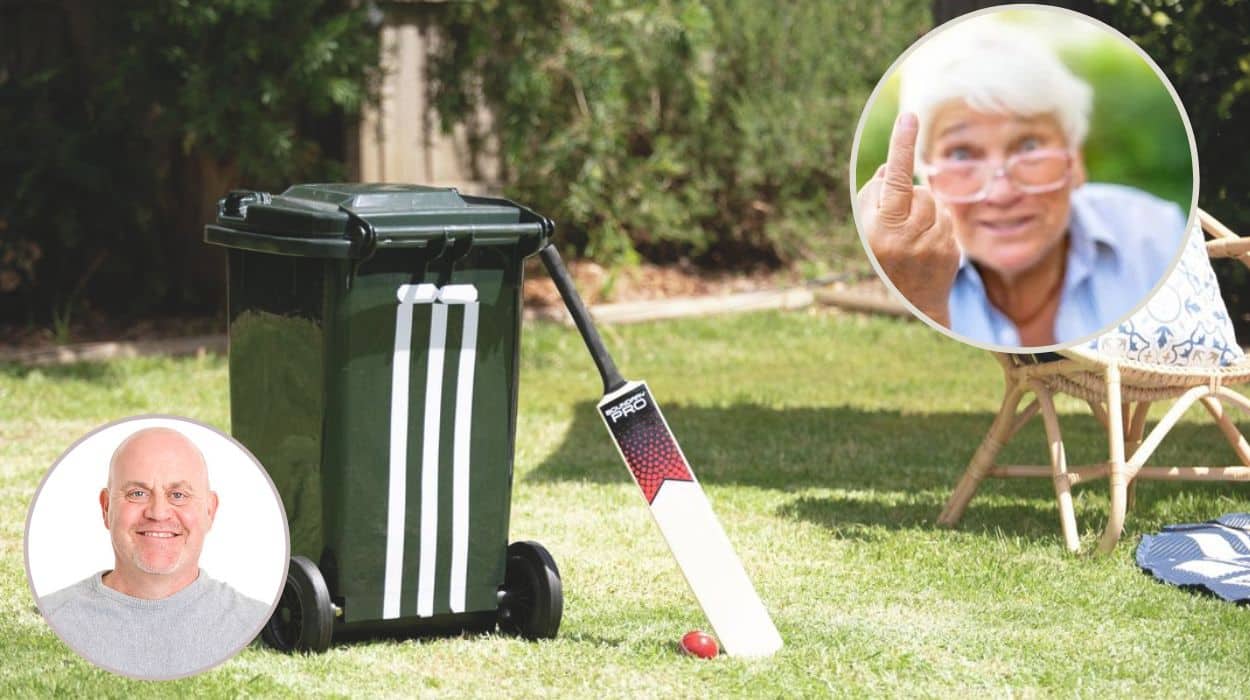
39, 571, 270, 679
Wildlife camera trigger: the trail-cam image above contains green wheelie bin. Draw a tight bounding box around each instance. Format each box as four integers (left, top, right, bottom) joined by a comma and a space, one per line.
204, 183, 562, 652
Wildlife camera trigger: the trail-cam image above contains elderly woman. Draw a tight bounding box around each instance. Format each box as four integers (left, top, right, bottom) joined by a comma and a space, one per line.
857, 24, 1188, 348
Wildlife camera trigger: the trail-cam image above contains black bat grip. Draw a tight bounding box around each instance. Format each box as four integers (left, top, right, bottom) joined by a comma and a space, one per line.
539, 244, 626, 394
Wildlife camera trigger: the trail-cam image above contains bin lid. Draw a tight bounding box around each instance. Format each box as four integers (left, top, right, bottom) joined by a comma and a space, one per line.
219, 183, 523, 237
206, 183, 549, 259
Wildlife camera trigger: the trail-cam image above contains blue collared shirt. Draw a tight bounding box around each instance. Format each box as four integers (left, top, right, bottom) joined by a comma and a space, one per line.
949, 183, 1188, 349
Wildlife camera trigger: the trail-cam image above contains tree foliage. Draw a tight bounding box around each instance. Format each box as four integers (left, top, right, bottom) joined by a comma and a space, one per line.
1092, 0, 1250, 227
1093, 0, 1250, 334
0, 0, 377, 322
429, 0, 930, 268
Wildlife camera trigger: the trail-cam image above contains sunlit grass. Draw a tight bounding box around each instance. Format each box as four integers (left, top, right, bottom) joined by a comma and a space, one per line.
2, 308, 1248, 697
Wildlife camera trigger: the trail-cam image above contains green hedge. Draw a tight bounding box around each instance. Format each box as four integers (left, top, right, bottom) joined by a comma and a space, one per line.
0, 0, 376, 323
3, 1, 933, 326
1092, 0, 1250, 337
430, 0, 930, 269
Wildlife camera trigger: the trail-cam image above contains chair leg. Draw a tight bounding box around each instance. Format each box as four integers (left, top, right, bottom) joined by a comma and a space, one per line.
1124, 402, 1150, 512
1034, 383, 1079, 552
1098, 363, 1129, 554
939, 383, 1027, 527
1201, 394, 1250, 466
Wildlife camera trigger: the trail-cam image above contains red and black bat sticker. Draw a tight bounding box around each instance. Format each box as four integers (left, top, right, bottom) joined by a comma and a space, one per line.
600, 385, 694, 504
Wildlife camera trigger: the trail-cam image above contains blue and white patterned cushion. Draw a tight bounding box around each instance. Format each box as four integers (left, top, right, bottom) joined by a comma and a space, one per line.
1089, 223, 1244, 367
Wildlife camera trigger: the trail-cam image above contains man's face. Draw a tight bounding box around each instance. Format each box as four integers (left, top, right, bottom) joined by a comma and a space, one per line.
925, 102, 1086, 279
100, 429, 217, 583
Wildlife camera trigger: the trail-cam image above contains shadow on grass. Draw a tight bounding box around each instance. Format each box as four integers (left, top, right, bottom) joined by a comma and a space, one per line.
775, 492, 1091, 544
527, 400, 1250, 542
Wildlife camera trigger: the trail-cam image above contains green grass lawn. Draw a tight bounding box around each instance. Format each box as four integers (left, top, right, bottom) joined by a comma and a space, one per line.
2, 309, 1248, 697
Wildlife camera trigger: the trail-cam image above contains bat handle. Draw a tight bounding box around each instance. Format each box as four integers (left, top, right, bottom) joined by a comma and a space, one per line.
539, 244, 627, 394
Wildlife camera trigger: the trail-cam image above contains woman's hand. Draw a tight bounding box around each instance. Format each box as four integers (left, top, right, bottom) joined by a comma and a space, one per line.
856, 112, 960, 327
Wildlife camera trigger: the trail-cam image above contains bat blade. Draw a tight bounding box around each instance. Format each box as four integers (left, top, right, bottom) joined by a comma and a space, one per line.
598, 380, 783, 658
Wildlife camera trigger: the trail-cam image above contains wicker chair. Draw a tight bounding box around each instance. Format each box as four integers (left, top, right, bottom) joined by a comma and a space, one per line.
937, 209, 1250, 553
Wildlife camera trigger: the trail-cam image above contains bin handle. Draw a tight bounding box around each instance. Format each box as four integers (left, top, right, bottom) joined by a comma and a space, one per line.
339, 205, 379, 261
444, 228, 475, 263
219, 190, 271, 221
338, 204, 379, 289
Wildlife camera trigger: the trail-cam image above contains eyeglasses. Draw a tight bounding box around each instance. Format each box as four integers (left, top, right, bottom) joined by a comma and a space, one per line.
922, 149, 1073, 203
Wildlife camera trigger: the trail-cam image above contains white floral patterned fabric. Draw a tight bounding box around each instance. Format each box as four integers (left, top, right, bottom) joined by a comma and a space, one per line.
1088, 223, 1244, 367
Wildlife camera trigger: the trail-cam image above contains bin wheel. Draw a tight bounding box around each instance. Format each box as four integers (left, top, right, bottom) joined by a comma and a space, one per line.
261, 555, 334, 653
498, 540, 563, 639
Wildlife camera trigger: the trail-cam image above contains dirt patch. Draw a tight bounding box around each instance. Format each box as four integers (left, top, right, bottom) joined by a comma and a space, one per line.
0, 314, 225, 351
522, 257, 805, 308
3, 262, 894, 354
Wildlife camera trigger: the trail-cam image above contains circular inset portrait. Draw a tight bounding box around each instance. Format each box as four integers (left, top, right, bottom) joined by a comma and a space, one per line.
850, 5, 1197, 351
24, 415, 288, 681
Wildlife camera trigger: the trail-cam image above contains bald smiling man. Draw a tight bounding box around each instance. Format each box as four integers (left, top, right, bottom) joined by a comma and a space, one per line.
39, 427, 270, 679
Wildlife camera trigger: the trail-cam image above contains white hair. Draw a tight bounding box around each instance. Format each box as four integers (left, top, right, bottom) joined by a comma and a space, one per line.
899, 17, 1093, 164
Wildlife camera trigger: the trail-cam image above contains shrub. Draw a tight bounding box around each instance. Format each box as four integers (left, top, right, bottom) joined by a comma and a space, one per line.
0, 0, 377, 325
1092, 0, 1250, 337
429, 0, 930, 269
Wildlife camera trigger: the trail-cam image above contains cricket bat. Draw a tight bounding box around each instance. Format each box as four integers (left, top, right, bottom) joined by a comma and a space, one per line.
539, 244, 783, 658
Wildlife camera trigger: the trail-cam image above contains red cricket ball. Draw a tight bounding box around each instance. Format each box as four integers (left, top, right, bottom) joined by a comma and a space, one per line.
680, 630, 719, 659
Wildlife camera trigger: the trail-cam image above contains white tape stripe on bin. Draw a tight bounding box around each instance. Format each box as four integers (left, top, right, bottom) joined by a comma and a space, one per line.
441, 284, 479, 613
417, 301, 449, 617
384, 283, 437, 620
